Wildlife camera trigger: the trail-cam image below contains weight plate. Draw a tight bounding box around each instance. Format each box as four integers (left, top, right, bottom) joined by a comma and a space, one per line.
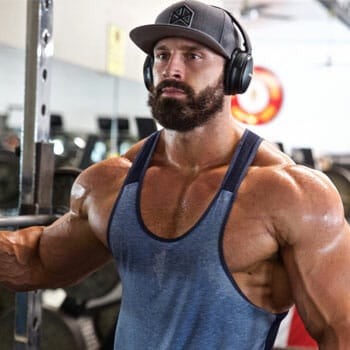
325, 166, 350, 219
0, 150, 19, 209
0, 307, 86, 350
65, 262, 120, 303
52, 167, 81, 215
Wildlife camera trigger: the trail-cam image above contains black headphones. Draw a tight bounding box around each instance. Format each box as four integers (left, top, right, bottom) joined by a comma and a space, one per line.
143, 7, 253, 95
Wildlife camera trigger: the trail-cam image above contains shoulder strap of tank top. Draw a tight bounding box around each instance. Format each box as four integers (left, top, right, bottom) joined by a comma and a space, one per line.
124, 129, 262, 190
222, 129, 262, 194
124, 130, 161, 185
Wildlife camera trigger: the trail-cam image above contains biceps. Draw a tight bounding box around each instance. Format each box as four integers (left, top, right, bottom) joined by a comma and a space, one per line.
282, 222, 350, 336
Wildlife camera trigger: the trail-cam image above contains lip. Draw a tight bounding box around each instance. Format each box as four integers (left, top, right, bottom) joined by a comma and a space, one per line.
161, 87, 186, 98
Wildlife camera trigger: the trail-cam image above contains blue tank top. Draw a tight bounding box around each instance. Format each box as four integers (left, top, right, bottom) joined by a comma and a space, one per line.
107, 129, 287, 350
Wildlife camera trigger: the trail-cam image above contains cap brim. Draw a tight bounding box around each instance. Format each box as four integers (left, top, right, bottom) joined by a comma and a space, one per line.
130, 24, 230, 58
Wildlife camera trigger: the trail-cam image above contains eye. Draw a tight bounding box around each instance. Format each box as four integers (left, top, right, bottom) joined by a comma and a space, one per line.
187, 52, 201, 60
155, 52, 169, 61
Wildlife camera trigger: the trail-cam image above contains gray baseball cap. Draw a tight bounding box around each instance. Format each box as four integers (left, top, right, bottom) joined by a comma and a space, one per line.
129, 0, 241, 59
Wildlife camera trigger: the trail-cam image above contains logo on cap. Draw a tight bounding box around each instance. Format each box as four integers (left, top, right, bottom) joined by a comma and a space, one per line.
170, 5, 194, 27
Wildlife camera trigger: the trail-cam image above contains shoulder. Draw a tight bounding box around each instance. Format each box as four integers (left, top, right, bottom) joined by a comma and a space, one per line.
76, 156, 131, 191
69, 138, 151, 206
75, 138, 148, 189
254, 146, 345, 244
253, 139, 342, 210
249, 141, 345, 244
262, 163, 343, 215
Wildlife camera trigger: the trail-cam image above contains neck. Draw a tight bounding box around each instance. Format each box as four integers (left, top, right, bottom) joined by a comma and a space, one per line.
158, 99, 244, 171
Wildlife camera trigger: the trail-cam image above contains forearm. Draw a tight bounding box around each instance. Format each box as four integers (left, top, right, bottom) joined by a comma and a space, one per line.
0, 212, 113, 292
0, 226, 47, 291
0, 224, 88, 291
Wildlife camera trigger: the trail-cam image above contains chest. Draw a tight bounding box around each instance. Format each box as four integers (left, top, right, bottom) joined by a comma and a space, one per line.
139, 166, 276, 272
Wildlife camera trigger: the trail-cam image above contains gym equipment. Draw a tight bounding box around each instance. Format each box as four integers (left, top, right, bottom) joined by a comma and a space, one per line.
50, 114, 85, 169
317, 0, 350, 29
1, 1, 123, 347
0, 267, 121, 350
0, 214, 58, 228
0, 307, 87, 350
92, 300, 121, 350
0, 165, 80, 227
79, 117, 137, 169
64, 262, 120, 305
79, 134, 100, 169
13, 0, 55, 348
61, 262, 122, 349
52, 166, 81, 215
324, 166, 350, 220
291, 148, 315, 168
135, 117, 157, 140
0, 150, 19, 210
141, 4, 253, 95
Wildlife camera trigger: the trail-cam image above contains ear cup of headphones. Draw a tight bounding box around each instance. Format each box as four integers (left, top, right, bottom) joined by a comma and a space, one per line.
143, 55, 154, 91
224, 49, 253, 95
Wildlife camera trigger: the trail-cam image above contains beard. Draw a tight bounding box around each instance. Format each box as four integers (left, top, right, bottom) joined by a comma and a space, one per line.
147, 75, 225, 132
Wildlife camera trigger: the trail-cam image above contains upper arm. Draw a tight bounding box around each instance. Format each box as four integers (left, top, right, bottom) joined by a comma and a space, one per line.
38, 158, 130, 286
276, 166, 350, 345
0, 157, 130, 291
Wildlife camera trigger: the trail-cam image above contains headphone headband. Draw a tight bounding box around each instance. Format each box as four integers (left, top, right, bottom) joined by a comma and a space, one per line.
220, 8, 252, 55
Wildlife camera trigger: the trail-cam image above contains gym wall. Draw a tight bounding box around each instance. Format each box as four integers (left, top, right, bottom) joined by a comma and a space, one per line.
0, 0, 349, 154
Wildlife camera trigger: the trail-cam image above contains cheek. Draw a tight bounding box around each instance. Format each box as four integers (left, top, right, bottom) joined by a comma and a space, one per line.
152, 64, 164, 86
153, 71, 161, 86
203, 66, 224, 82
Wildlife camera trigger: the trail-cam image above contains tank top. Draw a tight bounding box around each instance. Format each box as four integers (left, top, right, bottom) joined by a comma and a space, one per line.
107, 129, 287, 350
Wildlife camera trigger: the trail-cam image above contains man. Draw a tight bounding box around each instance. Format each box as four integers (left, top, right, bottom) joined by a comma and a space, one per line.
1, 1, 350, 349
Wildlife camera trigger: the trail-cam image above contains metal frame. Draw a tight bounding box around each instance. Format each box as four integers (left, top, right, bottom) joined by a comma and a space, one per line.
14, 1, 55, 349
317, 0, 350, 29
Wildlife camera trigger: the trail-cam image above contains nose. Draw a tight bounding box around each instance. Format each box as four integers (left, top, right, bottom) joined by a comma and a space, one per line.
162, 54, 183, 80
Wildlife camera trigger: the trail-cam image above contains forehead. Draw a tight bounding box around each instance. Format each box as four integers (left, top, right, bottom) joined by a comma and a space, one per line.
154, 37, 217, 54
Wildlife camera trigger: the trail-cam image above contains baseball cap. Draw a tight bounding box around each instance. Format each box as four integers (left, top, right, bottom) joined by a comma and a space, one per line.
129, 0, 241, 59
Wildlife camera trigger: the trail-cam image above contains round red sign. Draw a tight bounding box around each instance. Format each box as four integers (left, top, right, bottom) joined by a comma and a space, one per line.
231, 66, 283, 125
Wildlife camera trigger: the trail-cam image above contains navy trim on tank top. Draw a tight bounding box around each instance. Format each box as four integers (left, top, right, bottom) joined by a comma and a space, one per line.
124, 131, 161, 185
222, 129, 262, 192
107, 131, 161, 249
218, 130, 266, 305
125, 129, 261, 193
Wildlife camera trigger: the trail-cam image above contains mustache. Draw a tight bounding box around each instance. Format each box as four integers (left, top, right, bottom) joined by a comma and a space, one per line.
153, 79, 194, 98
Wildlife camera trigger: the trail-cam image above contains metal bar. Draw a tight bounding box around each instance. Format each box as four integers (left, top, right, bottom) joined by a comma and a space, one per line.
0, 214, 59, 228
15, 1, 55, 349
35, 142, 55, 214
14, 292, 42, 349
20, 0, 54, 213
317, 0, 350, 29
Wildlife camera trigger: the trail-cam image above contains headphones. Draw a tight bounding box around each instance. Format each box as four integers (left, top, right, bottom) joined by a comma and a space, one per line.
222, 9, 253, 95
143, 7, 253, 95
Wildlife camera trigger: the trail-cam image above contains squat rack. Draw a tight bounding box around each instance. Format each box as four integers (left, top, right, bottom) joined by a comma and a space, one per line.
14, 0, 55, 349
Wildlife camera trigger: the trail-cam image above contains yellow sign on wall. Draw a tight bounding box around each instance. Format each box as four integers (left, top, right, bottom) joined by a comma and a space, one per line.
107, 25, 125, 76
